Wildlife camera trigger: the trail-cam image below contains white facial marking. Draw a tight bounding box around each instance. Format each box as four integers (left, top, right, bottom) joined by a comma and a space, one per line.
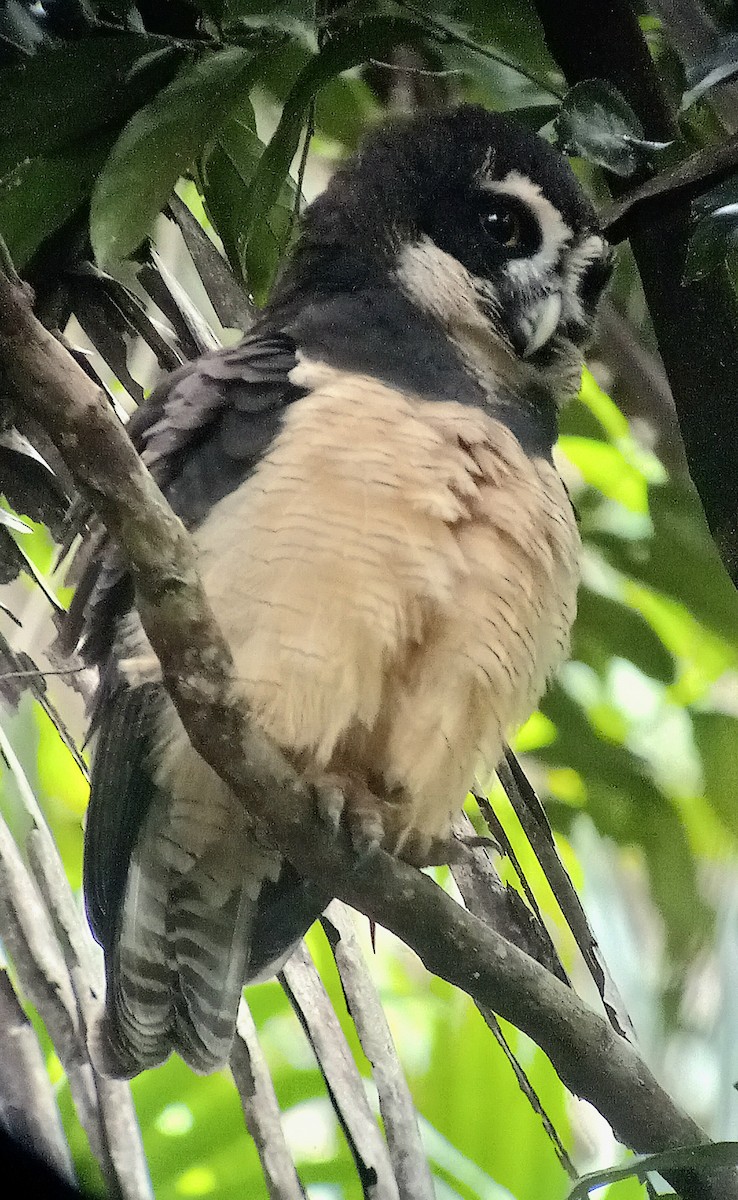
479, 169, 573, 283
392, 177, 607, 388
394, 236, 517, 399
560, 232, 609, 326
395, 236, 499, 332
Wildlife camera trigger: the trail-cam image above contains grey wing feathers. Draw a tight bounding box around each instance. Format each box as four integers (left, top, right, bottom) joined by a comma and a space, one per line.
82, 683, 162, 949
128, 331, 303, 519
74, 330, 329, 1076
65, 332, 303, 660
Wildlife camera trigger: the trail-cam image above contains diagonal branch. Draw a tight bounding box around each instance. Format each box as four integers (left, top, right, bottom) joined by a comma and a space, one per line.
0, 706, 152, 1199
281, 944, 400, 1197
0, 259, 736, 1200
601, 131, 738, 243
0, 970, 75, 1181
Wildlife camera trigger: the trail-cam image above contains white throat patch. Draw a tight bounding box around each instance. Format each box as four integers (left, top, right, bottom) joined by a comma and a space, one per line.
395, 235, 497, 333
394, 235, 514, 398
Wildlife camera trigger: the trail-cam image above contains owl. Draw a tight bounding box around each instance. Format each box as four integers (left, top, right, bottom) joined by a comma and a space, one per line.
69, 105, 612, 1076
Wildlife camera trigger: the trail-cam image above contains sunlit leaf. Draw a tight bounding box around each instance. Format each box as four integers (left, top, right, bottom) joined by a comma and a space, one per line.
578, 369, 630, 440
692, 711, 738, 839
592, 484, 738, 648
573, 587, 675, 684
623, 582, 735, 703
559, 437, 648, 512
540, 685, 709, 960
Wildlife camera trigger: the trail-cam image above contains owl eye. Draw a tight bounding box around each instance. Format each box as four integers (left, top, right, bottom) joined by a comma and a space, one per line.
480, 201, 522, 249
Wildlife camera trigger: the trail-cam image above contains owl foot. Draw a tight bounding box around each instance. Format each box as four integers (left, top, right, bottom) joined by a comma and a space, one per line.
311, 773, 493, 867
314, 773, 388, 857
397, 830, 501, 867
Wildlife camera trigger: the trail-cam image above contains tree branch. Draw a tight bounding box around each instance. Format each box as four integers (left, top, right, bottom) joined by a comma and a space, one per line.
321, 902, 436, 1199
0, 263, 736, 1200
230, 1000, 307, 1200
0, 971, 74, 1182
281, 944, 400, 1196
0, 708, 152, 1199
534, 0, 738, 586
601, 131, 738, 243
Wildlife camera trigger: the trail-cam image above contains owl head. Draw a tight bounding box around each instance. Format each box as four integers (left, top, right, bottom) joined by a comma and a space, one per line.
287, 105, 611, 395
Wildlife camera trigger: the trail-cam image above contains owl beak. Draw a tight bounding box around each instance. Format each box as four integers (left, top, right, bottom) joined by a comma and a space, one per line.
519, 292, 563, 359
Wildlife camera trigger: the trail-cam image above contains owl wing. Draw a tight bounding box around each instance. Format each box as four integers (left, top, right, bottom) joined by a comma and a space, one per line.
73, 331, 330, 1076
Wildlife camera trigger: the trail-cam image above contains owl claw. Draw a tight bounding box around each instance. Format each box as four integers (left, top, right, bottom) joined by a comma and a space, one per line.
312, 776, 499, 867
313, 774, 386, 858
315, 783, 344, 834
393, 832, 502, 867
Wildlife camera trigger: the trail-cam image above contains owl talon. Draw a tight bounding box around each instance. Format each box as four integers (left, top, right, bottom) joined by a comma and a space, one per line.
350, 812, 385, 859
398, 832, 457, 867
312, 777, 497, 867
315, 783, 345, 833
312, 774, 392, 858
399, 832, 500, 867
457, 833, 503, 856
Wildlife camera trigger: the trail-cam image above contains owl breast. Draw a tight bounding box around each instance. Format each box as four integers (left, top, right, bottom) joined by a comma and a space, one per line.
192, 363, 580, 845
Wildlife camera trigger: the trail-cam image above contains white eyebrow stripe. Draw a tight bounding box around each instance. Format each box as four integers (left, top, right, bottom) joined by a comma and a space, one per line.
479, 169, 574, 273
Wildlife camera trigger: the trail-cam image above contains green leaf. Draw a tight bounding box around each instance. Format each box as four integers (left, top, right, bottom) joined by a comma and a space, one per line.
559, 437, 649, 512
313, 75, 378, 149
0, 35, 181, 176
573, 587, 675, 684
624, 582, 735, 700
0, 134, 113, 268
91, 48, 264, 267
540, 685, 709, 960
218, 114, 297, 303
555, 80, 664, 176
578, 368, 631, 440
591, 483, 738, 648
253, 33, 377, 149
682, 34, 738, 110
685, 203, 738, 282
505, 102, 562, 131
199, 143, 250, 285
692, 711, 738, 839
241, 15, 426, 267
567, 1141, 738, 1198
199, 108, 297, 302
